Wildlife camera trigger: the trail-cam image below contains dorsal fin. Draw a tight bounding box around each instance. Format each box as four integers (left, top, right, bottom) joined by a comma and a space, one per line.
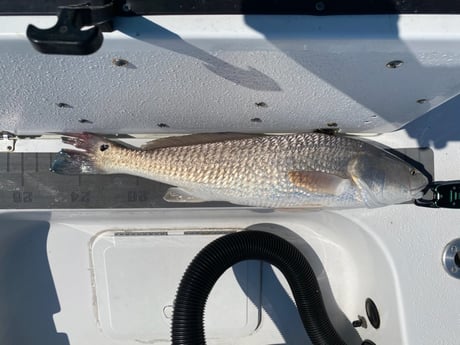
141, 132, 264, 150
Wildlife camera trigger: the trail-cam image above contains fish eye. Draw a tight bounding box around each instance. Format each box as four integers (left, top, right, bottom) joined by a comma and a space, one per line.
410, 168, 417, 176
100, 144, 109, 152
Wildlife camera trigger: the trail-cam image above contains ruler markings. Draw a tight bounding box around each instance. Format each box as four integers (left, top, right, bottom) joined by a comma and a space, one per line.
0, 152, 231, 209
21, 153, 24, 187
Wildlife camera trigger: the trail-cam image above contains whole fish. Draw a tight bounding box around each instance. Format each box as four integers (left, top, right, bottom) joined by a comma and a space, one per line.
51, 132, 428, 208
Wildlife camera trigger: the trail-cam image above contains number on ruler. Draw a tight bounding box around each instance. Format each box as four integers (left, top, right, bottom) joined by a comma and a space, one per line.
70, 191, 91, 202
128, 191, 148, 202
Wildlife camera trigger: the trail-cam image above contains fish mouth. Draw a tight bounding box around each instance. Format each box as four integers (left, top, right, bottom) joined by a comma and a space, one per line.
409, 173, 430, 199
410, 189, 425, 199
410, 180, 429, 199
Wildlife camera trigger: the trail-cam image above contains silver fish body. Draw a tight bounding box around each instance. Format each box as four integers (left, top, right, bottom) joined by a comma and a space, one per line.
51, 132, 428, 209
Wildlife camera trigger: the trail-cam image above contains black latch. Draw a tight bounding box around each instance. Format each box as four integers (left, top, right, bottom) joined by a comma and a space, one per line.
415, 181, 460, 208
26, 2, 115, 55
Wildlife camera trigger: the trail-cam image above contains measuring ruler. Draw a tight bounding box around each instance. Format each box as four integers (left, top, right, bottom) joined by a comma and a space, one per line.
0, 152, 231, 209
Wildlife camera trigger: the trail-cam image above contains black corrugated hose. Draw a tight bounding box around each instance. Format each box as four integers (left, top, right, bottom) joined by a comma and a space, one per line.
171, 230, 347, 345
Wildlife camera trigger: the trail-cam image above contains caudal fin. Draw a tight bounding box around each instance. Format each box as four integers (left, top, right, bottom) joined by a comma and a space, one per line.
51, 133, 113, 175
51, 149, 106, 175
60, 133, 106, 152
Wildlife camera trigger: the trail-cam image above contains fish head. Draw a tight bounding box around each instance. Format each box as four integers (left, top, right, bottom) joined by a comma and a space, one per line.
349, 151, 429, 207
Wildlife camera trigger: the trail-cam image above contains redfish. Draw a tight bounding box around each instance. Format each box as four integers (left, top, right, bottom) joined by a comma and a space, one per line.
51, 132, 428, 208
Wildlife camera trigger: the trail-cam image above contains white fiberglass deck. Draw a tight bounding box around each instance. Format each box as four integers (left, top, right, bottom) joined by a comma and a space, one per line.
0, 13, 459, 345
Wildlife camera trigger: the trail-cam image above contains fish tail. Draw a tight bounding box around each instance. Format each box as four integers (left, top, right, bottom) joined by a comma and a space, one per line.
51, 149, 105, 175
60, 132, 106, 153
51, 133, 111, 175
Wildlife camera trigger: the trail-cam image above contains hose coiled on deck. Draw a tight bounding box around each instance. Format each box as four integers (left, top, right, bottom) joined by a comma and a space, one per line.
171, 230, 347, 345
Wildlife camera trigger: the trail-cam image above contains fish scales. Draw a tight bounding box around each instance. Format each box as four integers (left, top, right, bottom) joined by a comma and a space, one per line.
116, 135, 318, 180
52, 132, 429, 208
98, 134, 362, 207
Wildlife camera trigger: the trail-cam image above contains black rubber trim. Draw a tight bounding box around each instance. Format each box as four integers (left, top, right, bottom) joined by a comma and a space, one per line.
1, 0, 460, 15
365, 298, 381, 329
171, 230, 347, 345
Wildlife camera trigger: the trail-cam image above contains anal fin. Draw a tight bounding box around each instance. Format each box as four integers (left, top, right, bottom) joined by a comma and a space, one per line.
163, 187, 205, 203
288, 171, 350, 196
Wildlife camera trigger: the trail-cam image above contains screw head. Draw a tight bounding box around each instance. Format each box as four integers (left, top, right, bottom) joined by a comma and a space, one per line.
386, 60, 404, 69
255, 102, 268, 108
56, 102, 72, 109
78, 118, 93, 124
442, 239, 460, 279
315, 1, 325, 11
112, 58, 129, 67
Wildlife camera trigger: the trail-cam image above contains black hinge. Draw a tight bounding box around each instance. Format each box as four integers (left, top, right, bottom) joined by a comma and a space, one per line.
415, 181, 460, 208
26, 1, 116, 55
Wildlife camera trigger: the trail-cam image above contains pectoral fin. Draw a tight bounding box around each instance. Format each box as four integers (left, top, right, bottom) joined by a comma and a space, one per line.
163, 187, 205, 203
288, 171, 350, 196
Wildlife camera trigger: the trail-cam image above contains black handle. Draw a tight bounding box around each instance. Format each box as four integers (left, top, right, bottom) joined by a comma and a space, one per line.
26, 3, 114, 55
